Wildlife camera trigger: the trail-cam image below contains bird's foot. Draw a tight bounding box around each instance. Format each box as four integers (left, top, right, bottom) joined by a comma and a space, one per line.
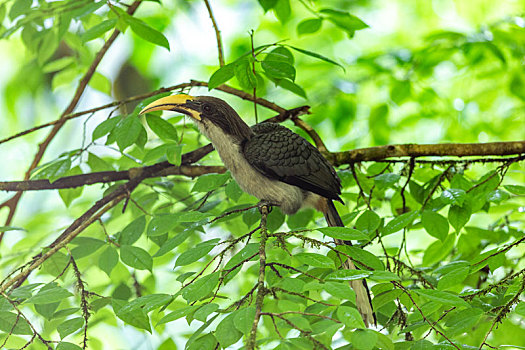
257, 200, 274, 214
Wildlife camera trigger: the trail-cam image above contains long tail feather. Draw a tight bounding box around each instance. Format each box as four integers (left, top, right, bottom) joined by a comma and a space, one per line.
324, 200, 375, 327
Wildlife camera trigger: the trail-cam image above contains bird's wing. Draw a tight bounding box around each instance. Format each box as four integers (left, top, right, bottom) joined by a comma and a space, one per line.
243, 123, 342, 201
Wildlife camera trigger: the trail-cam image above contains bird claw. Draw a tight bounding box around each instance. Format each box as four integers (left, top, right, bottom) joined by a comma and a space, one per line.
257, 201, 274, 214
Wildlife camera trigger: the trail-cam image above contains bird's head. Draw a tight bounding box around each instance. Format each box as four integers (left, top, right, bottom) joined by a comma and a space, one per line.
140, 94, 253, 142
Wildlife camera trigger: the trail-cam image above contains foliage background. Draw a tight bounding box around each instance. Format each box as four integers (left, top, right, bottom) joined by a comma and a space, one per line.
0, 0, 524, 349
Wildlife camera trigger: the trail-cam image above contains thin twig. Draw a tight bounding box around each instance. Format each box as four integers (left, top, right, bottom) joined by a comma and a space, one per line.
393, 282, 460, 349
203, 0, 225, 67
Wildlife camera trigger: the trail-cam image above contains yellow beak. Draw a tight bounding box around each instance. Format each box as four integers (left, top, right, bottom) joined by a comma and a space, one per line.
139, 94, 201, 120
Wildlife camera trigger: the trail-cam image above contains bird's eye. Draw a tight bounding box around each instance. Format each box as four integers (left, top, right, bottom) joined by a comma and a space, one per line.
202, 104, 212, 113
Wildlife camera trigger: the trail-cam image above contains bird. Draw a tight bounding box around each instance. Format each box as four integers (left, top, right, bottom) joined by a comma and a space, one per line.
140, 94, 375, 326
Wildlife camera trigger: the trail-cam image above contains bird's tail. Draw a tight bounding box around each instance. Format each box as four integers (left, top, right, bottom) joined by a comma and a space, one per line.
324, 200, 375, 327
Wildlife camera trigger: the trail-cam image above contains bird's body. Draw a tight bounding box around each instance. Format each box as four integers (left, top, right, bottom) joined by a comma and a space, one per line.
197, 117, 334, 215
199, 120, 310, 214
140, 94, 375, 327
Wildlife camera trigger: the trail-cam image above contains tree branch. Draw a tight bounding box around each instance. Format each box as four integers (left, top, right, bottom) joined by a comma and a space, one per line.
247, 206, 269, 350
203, 0, 225, 67
327, 141, 525, 165
1, 141, 522, 193
0, 0, 143, 243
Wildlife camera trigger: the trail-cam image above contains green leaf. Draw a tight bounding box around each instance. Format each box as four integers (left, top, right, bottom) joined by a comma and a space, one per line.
448, 204, 471, 232
381, 211, 418, 236
57, 317, 84, 339
53, 308, 80, 319
82, 19, 117, 42
288, 45, 345, 71
421, 211, 449, 241
115, 116, 143, 150
0, 312, 32, 335
324, 281, 355, 300
42, 56, 75, 73
337, 305, 365, 328
343, 246, 385, 271
59, 167, 83, 207
182, 272, 220, 302
441, 188, 466, 206
120, 245, 153, 271
187, 333, 218, 350
27, 283, 73, 304
70, 237, 105, 259
422, 233, 455, 266
9, 0, 31, 20
146, 115, 178, 141
10, 283, 42, 299
295, 252, 335, 269
215, 312, 243, 347
177, 211, 211, 222
192, 173, 230, 192
515, 302, 525, 316
225, 180, 243, 201
318, 227, 370, 241
194, 303, 219, 322
157, 306, 198, 325
262, 59, 296, 81
98, 246, 119, 277
42, 252, 69, 277
0, 226, 26, 232
57, 342, 83, 350
510, 73, 525, 101
234, 58, 257, 90
223, 243, 259, 270
166, 143, 183, 165
444, 307, 483, 332
153, 229, 192, 257
369, 271, 401, 282
175, 240, 217, 266
37, 29, 59, 66
326, 270, 370, 281
208, 63, 235, 90
355, 210, 380, 234
487, 189, 510, 203
437, 264, 469, 290
351, 329, 378, 350
93, 117, 120, 140
147, 214, 179, 237
127, 17, 170, 50
504, 184, 525, 195
89, 72, 112, 96
274, 78, 307, 98
233, 307, 256, 334
412, 289, 469, 308
297, 18, 323, 35
32, 158, 71, 182
258, 0, 277, 12
120, 215, 146, 245
374, 173, 400, 188
113, 299, 151, 332
273, 0, 291, 23
320, 9, 368, 37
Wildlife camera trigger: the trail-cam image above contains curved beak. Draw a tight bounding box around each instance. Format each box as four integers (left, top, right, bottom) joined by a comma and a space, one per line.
139, 94, 201, 121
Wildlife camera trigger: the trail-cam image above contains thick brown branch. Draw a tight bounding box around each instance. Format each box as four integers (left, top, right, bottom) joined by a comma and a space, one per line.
0, 165, 225, 191
1, 142, 523, 192
327, 141, 525, 165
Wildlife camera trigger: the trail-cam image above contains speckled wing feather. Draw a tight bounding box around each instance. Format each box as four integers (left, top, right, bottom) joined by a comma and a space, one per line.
243, 123, 342, 202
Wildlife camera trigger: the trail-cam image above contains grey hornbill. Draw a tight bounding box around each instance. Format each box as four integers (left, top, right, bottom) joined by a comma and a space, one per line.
140, 94, 375, 326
